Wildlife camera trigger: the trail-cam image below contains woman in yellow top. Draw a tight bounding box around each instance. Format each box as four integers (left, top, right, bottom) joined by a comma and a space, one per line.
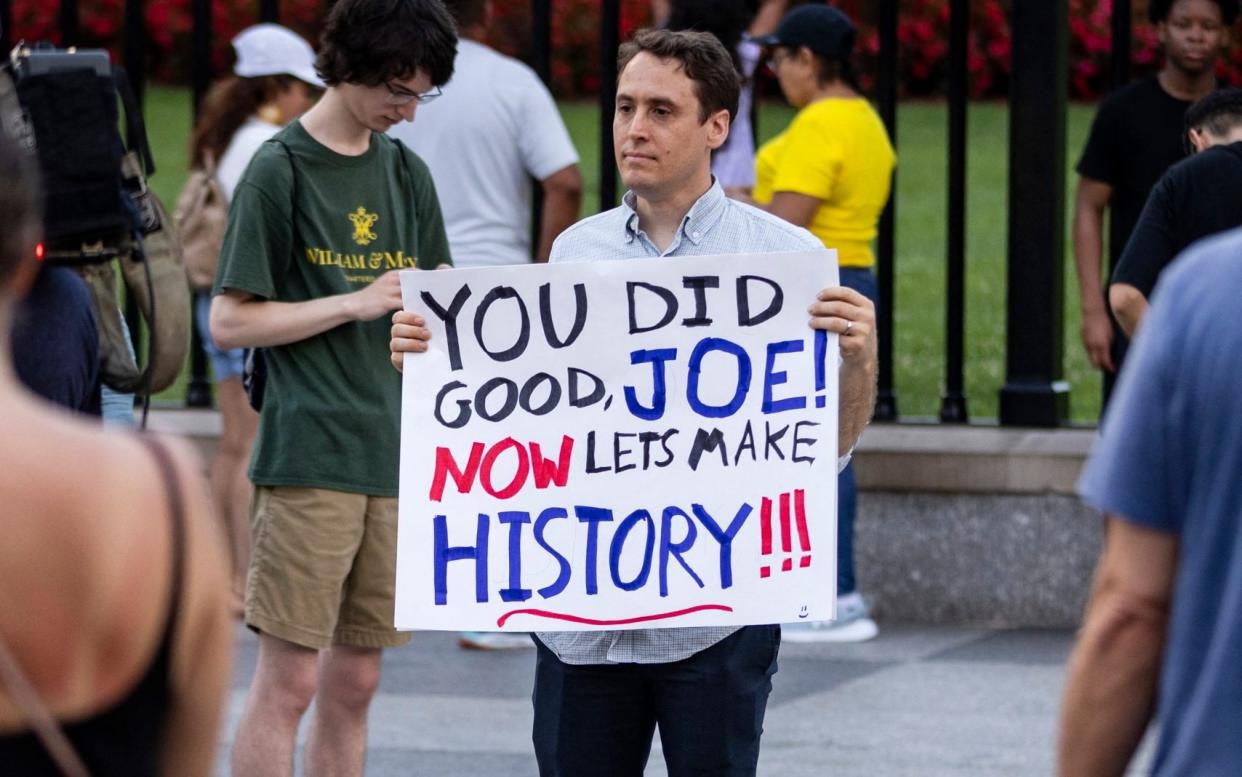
746, 3, 895, 643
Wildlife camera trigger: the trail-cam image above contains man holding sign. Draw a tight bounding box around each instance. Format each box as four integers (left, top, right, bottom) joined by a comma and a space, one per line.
391, 28, 876, 776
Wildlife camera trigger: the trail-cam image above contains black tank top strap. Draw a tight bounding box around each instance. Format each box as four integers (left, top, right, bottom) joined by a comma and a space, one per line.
137, 434, 186, 669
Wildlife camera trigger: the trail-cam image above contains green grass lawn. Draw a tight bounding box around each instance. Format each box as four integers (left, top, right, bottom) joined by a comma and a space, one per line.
142, 87, 1102, 421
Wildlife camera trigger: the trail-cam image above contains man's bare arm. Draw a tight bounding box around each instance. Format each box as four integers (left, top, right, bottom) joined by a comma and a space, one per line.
535, 164, 583, 263
1072, 177, 1116, 372
1058, 517, 1176, 777
809, 287, 877, 455
1108, 282, 1149, 338
210, 271, 404, 351
763, 191, 821, 229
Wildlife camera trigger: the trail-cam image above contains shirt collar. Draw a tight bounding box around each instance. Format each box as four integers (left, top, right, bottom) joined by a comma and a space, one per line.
621, 178, 728, 247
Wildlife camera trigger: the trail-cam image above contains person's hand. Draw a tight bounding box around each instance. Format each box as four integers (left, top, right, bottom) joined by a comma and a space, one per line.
1081, 307, 1115, 372
810, 286, 877, 365
390, 310, 432, 372
343, 270, 404, 322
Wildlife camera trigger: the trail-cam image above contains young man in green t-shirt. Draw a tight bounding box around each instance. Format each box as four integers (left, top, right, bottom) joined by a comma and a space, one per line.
209, 0, 456, 773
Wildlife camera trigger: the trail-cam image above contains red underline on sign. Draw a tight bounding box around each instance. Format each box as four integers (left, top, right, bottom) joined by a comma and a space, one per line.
496, 604, 733, 628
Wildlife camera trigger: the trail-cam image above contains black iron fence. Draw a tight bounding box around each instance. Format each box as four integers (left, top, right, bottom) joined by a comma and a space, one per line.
1, 0, 1131, 428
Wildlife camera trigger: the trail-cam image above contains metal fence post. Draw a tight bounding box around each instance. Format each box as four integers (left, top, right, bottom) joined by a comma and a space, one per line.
120, 0, 147, 370
1, 0, 13, 53
59, 0, 77, 46
999, 0, 1069, 427
122, 0, 145, 114
532, 0, 551, 84
599, 0, 620, 212
940, 0, 968, 422
185, 0, 214, 408
528, 0, 553, 257
872, 0, 899, 422
1111, 0, 1132, 90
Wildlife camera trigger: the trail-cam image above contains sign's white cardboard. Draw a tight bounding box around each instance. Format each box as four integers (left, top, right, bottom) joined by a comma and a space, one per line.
396, 251, 839, 632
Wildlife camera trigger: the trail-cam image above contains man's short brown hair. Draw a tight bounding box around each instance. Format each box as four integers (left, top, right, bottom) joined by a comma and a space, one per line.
617, 29, 740, 124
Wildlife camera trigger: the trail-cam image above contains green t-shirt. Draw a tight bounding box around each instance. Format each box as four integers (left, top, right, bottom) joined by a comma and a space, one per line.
214, 121, 450, 496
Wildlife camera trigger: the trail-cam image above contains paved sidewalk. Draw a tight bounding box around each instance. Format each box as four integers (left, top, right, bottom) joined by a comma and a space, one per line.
213, 623, 1153, 776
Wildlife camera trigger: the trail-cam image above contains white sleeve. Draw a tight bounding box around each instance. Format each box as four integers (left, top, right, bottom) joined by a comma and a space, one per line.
217, 123, 280, 202
837, 452, 852, 474
517, 72, 580, 181
737, 39, 762, 79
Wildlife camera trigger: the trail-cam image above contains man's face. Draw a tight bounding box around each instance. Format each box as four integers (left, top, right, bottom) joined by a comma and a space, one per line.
1159, 0, 1229, 76
613, 52, 729, 203
341, 69, 434, 133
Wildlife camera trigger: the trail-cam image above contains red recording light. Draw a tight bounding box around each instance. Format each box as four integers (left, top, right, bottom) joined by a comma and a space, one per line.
35, 243, 44, 261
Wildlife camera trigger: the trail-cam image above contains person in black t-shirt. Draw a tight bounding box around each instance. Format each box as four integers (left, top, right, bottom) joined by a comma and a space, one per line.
1072, 0, 1236, 405
1110, 88, 1242, 336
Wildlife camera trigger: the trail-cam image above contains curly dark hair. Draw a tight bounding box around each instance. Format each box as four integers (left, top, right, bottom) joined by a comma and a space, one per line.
1149, 0, 1239, 25
0, 125, 41, 286
618, 29, 741, 124
316, 0, 458, 88
188, 75, 297, 167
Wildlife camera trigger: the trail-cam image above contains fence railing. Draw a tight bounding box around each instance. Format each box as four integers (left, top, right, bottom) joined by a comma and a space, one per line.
2, 0, 1128, 428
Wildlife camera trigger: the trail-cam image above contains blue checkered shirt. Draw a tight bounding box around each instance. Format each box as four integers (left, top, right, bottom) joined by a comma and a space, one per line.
536, 180, 851, 665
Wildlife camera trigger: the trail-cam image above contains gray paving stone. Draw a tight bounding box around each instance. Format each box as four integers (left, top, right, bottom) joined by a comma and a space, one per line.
761, 662, 1066, 776
770, 657, 892, 705
380, 632, 537, 699
362, 748, 537, 776
776, 623, 991, 663
217, 627, 1086, 777
927, 628, 1075, 666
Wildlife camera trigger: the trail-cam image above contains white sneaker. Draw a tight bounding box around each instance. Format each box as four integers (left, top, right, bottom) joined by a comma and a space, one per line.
782, 592, 879, 643
457, 631, 535, 650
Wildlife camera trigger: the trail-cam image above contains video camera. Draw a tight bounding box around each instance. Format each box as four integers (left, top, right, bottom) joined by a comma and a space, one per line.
5, 41, 157, 264
2, 41, 189, 404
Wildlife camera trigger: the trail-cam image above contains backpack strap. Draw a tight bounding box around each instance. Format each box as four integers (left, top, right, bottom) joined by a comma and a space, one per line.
111, 67, 154, 178
242, 139, 301, 413
389, 136, 417, 197
272, 139, 299, 212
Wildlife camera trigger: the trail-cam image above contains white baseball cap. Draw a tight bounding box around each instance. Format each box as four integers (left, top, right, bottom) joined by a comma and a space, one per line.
232, 23, 325, 88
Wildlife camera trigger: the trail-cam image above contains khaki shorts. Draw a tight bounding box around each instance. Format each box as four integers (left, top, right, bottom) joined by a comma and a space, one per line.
245, 486, 411, 650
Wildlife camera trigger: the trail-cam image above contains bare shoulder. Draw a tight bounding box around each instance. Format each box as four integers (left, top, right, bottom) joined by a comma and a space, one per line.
0, 405, 222, 722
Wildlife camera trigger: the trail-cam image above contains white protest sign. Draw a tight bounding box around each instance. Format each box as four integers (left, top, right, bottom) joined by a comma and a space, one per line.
397, 251, 839, 631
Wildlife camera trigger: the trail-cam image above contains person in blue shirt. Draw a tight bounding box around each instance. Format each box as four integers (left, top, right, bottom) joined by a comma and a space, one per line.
1061, 226, 1242, 776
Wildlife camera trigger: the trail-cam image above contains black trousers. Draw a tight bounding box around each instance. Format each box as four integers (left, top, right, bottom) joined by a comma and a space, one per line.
532, 625, 781, 777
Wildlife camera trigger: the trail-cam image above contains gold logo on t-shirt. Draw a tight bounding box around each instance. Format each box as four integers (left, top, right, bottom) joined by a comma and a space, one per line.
348, 206, 379, 246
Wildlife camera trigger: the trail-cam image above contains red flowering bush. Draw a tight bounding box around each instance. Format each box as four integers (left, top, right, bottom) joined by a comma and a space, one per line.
6, 0, 1241, 98
486, 0, 651, 95
8, 0, 322, 83
852, 0, 1011, 98
857, 0, 1241, 99
1069, 0, 1242, 94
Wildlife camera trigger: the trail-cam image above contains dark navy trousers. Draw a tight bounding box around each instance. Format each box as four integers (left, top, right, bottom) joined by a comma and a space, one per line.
532, 625, 781, 776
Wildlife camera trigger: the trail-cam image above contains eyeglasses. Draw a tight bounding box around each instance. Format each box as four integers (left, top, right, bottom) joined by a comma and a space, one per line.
383, 81, 442, 106
765, 50, 789, 72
